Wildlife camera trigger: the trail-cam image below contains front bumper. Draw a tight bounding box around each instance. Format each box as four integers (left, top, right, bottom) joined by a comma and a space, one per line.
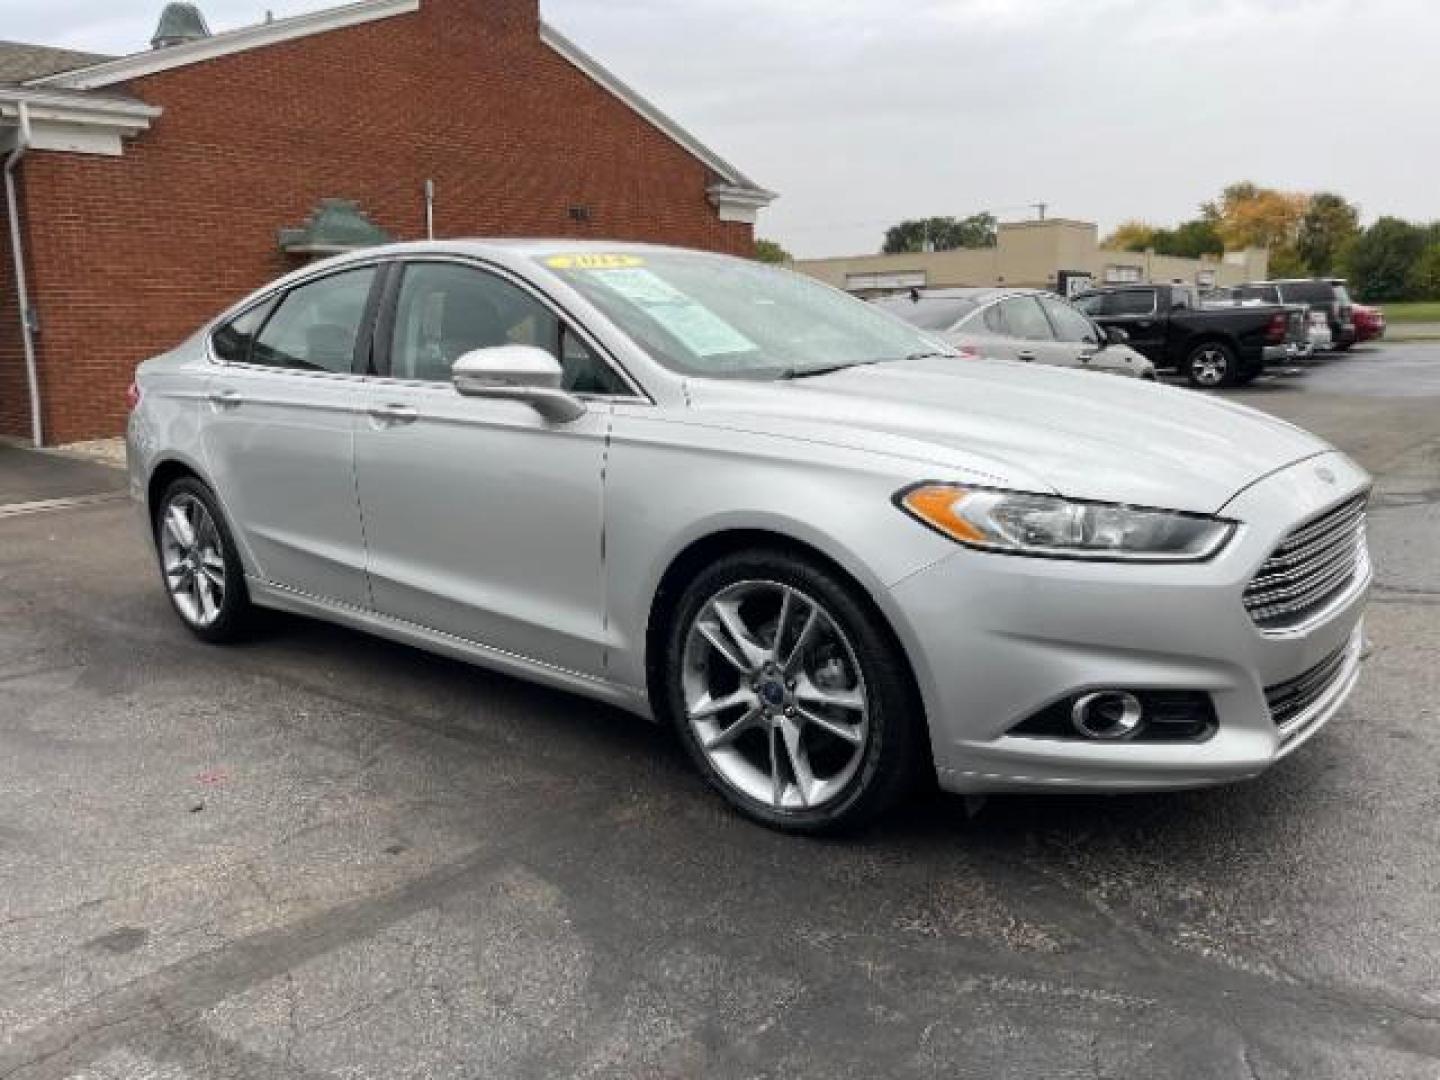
887, 452, 1371, 794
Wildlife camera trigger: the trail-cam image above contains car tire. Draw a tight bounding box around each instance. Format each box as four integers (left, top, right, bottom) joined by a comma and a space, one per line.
1183, 341, 1239, 389
662, 548, 924, 834
153, 476, 252, 643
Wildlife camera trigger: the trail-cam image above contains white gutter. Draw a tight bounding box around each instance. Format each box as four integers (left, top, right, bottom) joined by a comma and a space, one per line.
4, 101, 42, 447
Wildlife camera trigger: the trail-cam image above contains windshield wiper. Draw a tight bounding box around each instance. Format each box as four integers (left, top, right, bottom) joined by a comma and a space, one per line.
776, 359, 886, 380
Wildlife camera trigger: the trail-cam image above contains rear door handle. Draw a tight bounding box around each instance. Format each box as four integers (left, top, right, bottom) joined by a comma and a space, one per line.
206, 388, 242, 409
1017, 351, 1036, 361
368, 403, 418, 425
1078, 353, 1095, 363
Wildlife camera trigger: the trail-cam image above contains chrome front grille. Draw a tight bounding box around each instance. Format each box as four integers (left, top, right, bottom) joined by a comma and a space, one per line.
1264, 639, 1351, 734
1244, 493, 1368, 631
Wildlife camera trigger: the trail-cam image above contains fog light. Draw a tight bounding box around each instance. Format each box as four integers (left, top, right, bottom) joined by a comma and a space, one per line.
1071, 691, 1143, 740
1008, 690, 1216, 742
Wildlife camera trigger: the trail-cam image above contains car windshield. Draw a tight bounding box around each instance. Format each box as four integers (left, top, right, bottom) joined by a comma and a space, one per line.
538, 251, 951, 379
873, 295, 980, 331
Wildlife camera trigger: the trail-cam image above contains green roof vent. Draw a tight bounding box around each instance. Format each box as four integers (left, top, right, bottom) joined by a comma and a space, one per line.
151, 2, 211, 49
277, 199, 392, 256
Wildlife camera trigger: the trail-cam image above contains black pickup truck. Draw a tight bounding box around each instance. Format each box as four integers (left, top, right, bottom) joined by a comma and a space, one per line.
1072, 283, 1304, 388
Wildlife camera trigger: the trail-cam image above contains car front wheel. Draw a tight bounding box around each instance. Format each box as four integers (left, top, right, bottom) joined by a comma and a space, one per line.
1184, 341, 1238, 389
154, 477, 251, 643
664, 550, 923, 834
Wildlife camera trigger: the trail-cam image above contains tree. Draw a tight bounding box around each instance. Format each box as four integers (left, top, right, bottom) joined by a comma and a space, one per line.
882, 213, 997, 254
1296, 193, 1361, 276
1408, 241, 1440, 301
1343, 217, 1426, 301
1154, 219, 1225, 259
1202, 182, 1309, 250
1101, 220, 1157, 252
754, 238, 792, 265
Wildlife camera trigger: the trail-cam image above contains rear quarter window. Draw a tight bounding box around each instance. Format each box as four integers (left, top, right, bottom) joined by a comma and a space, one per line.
211, 299, 275, 364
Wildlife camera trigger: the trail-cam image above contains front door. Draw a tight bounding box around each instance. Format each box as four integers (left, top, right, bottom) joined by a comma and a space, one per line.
353, 259, 616, 676
199, 264, 379, 608
1037, 294, 1107, 371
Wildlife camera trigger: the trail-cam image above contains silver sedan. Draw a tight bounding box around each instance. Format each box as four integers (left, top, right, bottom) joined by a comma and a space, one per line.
874, 287, 1158, 379
127, 242, 1370, 833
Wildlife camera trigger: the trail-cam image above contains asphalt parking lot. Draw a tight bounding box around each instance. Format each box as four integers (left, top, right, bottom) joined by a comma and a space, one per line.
1, 343, 1437, 1079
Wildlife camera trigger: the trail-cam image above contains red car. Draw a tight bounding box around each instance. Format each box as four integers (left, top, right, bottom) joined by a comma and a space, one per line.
1352, 304, 1386, 343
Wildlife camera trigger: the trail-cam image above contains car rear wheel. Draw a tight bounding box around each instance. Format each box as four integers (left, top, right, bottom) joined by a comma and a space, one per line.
1184, 341, 1238, 389
154, 477, 251, 643
664, 550, 922, 834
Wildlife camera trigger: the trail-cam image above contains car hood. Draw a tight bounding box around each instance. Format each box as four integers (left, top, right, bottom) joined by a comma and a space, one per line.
684, 356, 1331, 514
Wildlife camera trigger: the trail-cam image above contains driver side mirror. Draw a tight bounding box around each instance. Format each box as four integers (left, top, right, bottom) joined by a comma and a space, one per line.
1104, 325, 1129, 346
452, 345, 586, 423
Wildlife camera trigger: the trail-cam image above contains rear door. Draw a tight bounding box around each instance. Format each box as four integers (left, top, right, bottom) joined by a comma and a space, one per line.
981, 296, 1070, 367
1100, 288, 1165, 362
200, 264, 380, 608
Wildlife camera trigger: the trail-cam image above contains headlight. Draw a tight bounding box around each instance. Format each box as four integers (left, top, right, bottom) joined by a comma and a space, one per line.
897, 483, 1235, 562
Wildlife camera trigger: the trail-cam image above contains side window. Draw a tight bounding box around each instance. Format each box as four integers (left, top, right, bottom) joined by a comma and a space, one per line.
251, 267, 377, 374
996, 297, 1054, 341
389, 263, 558, 383
211, 298, 275, 364
1107, 290, 1156, 317
1039, 296, 1099, 344
982, 303, 1008, 334
1072, 294, 1103, 317
388, 262, 631, 394
560, 324, 627, 395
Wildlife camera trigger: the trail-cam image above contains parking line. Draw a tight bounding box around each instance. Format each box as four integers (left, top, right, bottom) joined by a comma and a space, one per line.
0, 491, 129, 519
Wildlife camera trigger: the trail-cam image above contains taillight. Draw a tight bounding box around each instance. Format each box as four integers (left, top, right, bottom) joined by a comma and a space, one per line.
1265, 312, 1287, 344
126, 380, 142, 411
956, 345, 981, 359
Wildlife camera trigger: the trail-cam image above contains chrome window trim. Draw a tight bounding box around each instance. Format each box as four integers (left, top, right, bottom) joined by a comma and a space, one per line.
204, 253, 654, 406
362, 254, 651, 404
204, 257, 390, 372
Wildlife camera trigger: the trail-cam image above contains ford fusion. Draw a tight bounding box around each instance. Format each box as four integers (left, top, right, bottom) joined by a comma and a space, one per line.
127, 242, 1371, 833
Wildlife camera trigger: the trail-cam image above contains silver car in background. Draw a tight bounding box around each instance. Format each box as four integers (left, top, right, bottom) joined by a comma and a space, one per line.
127, 242, 1369, 833
874, 287, 1157, 379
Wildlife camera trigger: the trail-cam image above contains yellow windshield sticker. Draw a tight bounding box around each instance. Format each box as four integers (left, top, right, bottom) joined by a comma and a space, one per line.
545, 253, 645, 270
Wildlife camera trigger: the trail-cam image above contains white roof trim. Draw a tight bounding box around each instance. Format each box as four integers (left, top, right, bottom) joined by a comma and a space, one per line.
29, 0, 419, 90
540, 22, 775, 202
0, 86, 161, 130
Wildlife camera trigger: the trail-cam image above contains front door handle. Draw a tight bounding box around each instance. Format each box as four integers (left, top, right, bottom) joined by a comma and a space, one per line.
1078, 352, 1095, 363
368, 403, 418, 425
1017, 351, 1036, 362
207, 388, 242, 409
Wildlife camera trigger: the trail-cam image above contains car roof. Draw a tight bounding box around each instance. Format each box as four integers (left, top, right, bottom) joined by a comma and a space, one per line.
881, 287, 1039, 303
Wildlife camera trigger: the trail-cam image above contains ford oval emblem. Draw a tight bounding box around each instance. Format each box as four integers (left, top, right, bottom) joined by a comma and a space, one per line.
1316, 465, 1336, 485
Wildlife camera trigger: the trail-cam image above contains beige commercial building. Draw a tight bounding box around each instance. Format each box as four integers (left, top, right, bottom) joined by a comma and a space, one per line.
796, 219, 1269, 298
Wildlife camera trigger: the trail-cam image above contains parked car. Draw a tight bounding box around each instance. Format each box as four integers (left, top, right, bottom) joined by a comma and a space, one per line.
1074, 283, 1305, 388
1352, 303, 1386, 344
1205, 289, 1326, 357
873, 287, 1157, 380
128, 241, 1371, 833
1233, 278, 1356, 350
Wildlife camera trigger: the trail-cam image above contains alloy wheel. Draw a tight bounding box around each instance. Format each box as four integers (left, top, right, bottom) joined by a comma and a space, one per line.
681, 580, 870, 812
159, 492, 227, 628
1190, 346, 1229, 387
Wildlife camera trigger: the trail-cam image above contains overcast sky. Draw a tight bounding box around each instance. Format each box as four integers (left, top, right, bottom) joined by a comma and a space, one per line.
5, 0, 1436, 256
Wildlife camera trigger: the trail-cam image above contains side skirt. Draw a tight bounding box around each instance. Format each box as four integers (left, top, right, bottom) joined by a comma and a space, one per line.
247, 577, 654, 720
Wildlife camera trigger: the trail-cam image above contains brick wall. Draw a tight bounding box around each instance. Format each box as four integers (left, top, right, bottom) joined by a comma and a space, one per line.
11, 0, 756, 443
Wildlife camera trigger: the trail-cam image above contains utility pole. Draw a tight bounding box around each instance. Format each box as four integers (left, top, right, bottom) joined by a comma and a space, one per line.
1033, 202, 1048, 221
